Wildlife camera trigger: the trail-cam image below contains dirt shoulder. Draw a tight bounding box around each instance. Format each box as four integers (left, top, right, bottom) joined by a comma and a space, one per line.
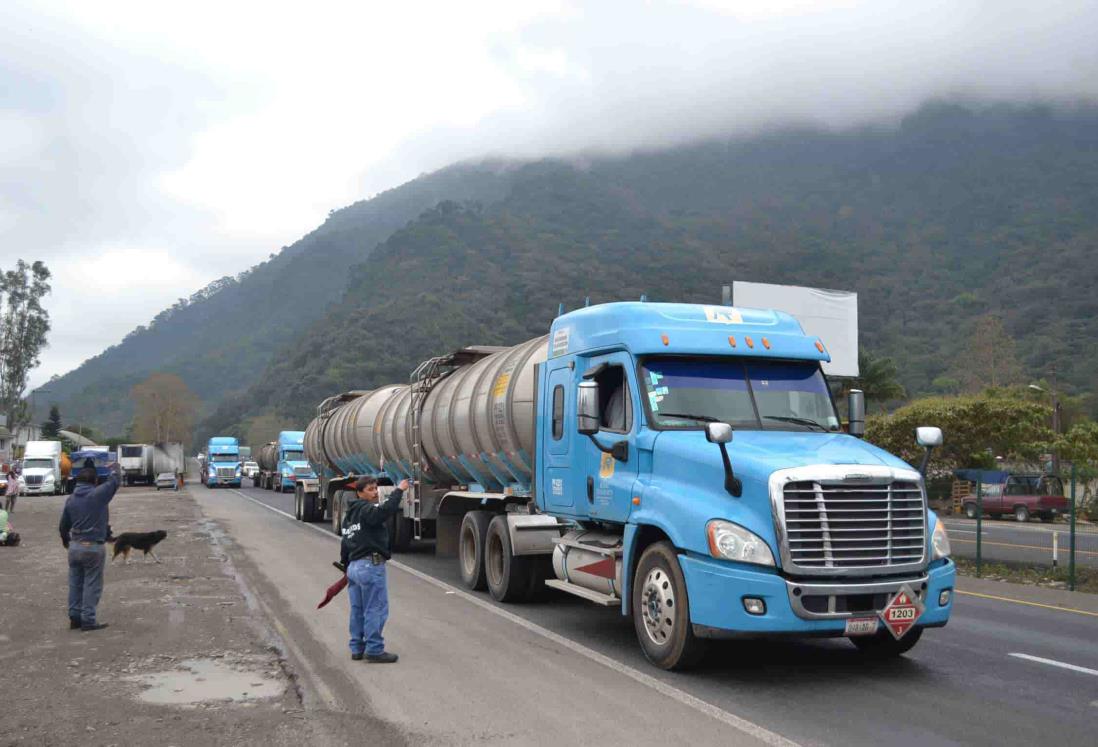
0, 484, 406, 746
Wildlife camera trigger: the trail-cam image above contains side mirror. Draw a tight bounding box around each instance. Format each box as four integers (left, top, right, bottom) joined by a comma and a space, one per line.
577, 381, 600, 435
915, 426, 943, 448
847, 389, 865, 438
705, 422, 733, 444
914, 425, 943, 477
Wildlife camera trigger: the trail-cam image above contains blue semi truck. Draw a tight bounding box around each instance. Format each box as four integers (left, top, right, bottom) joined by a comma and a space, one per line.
301, 302, 954, 669
205, 436, 242, 488
255, 431, 315, 492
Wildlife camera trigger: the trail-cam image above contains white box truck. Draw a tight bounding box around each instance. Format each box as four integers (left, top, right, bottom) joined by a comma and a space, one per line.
22, 441, 64, 496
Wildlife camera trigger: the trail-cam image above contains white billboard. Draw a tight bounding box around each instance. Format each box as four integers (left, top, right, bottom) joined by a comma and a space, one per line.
731, 281, 859, 377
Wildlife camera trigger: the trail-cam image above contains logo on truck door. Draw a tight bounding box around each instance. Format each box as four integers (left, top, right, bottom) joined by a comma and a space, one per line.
599, 452, 615, 479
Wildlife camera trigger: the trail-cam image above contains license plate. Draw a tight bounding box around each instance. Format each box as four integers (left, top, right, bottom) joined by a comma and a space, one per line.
844, 617, 879, 636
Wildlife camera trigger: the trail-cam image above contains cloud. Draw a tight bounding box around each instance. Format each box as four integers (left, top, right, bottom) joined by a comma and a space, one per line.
6, 0, 1098, 390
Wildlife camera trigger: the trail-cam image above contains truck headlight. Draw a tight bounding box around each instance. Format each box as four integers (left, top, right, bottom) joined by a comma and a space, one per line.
931, 517, 951, 560
706, 520, 776, 567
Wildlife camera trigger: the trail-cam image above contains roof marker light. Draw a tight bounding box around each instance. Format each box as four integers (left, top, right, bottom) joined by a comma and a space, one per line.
745, 336, 754, 349
728, 336, 737, 347
762, 337, 771, 350
660, 334, 670, 346
815, 340, 825, 353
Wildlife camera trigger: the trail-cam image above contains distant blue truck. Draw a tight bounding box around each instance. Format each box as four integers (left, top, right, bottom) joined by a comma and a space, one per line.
205, 436, 242, 488
66, 447, 112, 492
301, 302, 955, 669
255, 431, 315, 492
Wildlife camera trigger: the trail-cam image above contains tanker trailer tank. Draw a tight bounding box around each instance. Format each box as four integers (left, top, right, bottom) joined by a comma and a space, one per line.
255, 442, 279, 489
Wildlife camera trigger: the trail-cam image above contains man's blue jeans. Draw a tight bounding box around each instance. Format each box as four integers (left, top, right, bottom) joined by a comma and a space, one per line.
347, 559, 389, 656
68, 543, 106, 626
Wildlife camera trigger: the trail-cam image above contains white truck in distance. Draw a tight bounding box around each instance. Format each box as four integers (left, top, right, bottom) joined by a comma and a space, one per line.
22, 440, 64, 495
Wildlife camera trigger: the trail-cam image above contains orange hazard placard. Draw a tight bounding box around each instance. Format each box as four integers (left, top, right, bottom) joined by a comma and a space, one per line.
879, 584, 925, 640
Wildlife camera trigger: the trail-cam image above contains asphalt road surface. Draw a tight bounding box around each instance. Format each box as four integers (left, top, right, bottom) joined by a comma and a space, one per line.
206, 481, 1098, 746
941, 517, 1098, 568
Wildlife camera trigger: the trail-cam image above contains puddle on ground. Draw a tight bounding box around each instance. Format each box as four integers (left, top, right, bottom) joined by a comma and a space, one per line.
126, 658, 284, 705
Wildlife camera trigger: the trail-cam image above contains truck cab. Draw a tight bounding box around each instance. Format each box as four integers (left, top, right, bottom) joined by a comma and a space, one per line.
206, 437, 242, 488
66, 448, 112, 492
533, 303, 954, 667
22, 440, 63, 496
275, 431, 315, 491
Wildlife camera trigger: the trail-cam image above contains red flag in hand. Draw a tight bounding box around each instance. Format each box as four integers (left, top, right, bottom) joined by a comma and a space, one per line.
317, 575, 348, 609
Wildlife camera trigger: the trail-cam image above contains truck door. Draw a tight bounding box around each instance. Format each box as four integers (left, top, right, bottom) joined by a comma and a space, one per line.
542, 365, 576, 512
581, 354, 640, 524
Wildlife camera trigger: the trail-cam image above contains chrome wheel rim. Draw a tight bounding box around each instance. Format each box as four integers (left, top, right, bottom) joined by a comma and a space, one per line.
641, 566, 676, 646
461, 526, 477, 577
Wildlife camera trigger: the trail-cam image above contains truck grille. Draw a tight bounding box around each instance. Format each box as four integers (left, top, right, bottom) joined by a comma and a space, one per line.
781, 480, 926, 571
216, 467, 236, 478
25, 474, 43, 486
293, 467, 313, 477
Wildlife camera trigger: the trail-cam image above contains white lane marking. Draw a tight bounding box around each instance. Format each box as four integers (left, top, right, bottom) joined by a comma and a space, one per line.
227, 489, 800, 747
1009, 653, 1098, 677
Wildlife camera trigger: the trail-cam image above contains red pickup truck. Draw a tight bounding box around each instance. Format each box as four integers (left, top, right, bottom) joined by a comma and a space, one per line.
961, 473, 1069, 522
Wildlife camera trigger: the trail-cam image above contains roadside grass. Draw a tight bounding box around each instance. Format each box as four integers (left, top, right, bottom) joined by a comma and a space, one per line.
953, 556, 1098, 594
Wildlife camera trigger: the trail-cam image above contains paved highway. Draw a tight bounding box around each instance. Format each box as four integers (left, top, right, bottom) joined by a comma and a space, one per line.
205, 481, 1098, 746
941, 516, 1098, 568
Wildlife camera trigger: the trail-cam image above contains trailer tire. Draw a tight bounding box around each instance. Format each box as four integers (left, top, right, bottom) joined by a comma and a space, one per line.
484, 515, 532, 603
332, 489, 349, 535
293, 485, 303, 521
302, 488, 320, 522
459, 511, 492, 591
632, 541, 705, 671
389, 514, 414, 553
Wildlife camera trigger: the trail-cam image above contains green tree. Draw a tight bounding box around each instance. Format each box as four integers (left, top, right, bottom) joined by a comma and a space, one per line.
41, 404, 62, 438
852, 350, 907, 409
0, 260, 52, 431
244, 413, 294, 452
866, 393, 1054, 471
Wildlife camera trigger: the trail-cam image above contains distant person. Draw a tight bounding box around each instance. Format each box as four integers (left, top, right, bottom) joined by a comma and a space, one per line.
3, 470, 18, 512
59, 459, 121, 631
0, 506, 19, 546
340, 476, 409, 663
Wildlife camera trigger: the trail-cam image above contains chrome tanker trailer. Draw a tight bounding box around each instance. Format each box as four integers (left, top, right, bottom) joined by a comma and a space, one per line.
254, 442, 279, 489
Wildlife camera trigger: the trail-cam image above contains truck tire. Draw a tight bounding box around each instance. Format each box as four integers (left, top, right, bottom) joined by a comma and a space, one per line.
964, 503, 978, 519
294, 485, 304, 521
459, 511, 493, 591
631, 541, 705, 671
851, 626, 924, 658
303, 489, 320, 523
273, 474, 282, 493
389, 514, 414, 553
484, 515, 533, 603
332, 489, 347, 535
1014, 505, 1030, 523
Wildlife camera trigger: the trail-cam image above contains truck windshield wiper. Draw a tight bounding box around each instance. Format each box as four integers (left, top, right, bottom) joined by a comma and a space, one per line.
762, 416, 830, 432
658, 412, 719, 423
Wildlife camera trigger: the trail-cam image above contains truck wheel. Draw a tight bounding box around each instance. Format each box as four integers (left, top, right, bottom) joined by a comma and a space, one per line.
389, 514, 414, 553
331, 490, 346, 535
851, 627, 924, 658
459, 511, 492, 591
304, 491, 320, 522
294, 485, 304, 521
632, 541, 704, 670
484, 515, 532, 603
963, 503, 978, 519
1014, 505, 1030, 523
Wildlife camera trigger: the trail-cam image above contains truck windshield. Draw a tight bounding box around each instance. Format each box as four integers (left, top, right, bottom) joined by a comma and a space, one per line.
24, 459, 53, 469
282, 450, 304, 461
640, 357, 840, 432
121, 446, 143, 458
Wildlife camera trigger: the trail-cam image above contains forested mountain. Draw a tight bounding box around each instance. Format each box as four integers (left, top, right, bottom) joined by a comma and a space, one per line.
47, 102, 1098, 442
199, 102, 1098, 441
43, 163, 517, 434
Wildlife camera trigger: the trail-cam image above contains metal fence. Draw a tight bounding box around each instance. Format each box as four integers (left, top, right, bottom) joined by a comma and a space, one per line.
940, 464, 1096, 590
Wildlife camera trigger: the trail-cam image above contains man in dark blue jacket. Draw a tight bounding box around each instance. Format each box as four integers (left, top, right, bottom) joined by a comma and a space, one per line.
340, 475, 408, 662
59, 459, 120, 631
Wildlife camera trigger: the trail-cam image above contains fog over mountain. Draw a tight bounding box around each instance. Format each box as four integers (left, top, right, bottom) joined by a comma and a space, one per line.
4, 1, 1097, 390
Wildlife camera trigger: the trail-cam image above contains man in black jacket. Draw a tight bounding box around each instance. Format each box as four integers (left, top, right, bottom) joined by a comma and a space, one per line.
341, 475, 409, 662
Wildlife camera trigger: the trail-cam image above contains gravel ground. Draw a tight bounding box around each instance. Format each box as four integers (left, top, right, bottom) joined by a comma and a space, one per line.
0, 483, 406, 746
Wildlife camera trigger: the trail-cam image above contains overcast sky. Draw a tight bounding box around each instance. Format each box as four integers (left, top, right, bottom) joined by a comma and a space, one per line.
4, 0, 1097, 391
